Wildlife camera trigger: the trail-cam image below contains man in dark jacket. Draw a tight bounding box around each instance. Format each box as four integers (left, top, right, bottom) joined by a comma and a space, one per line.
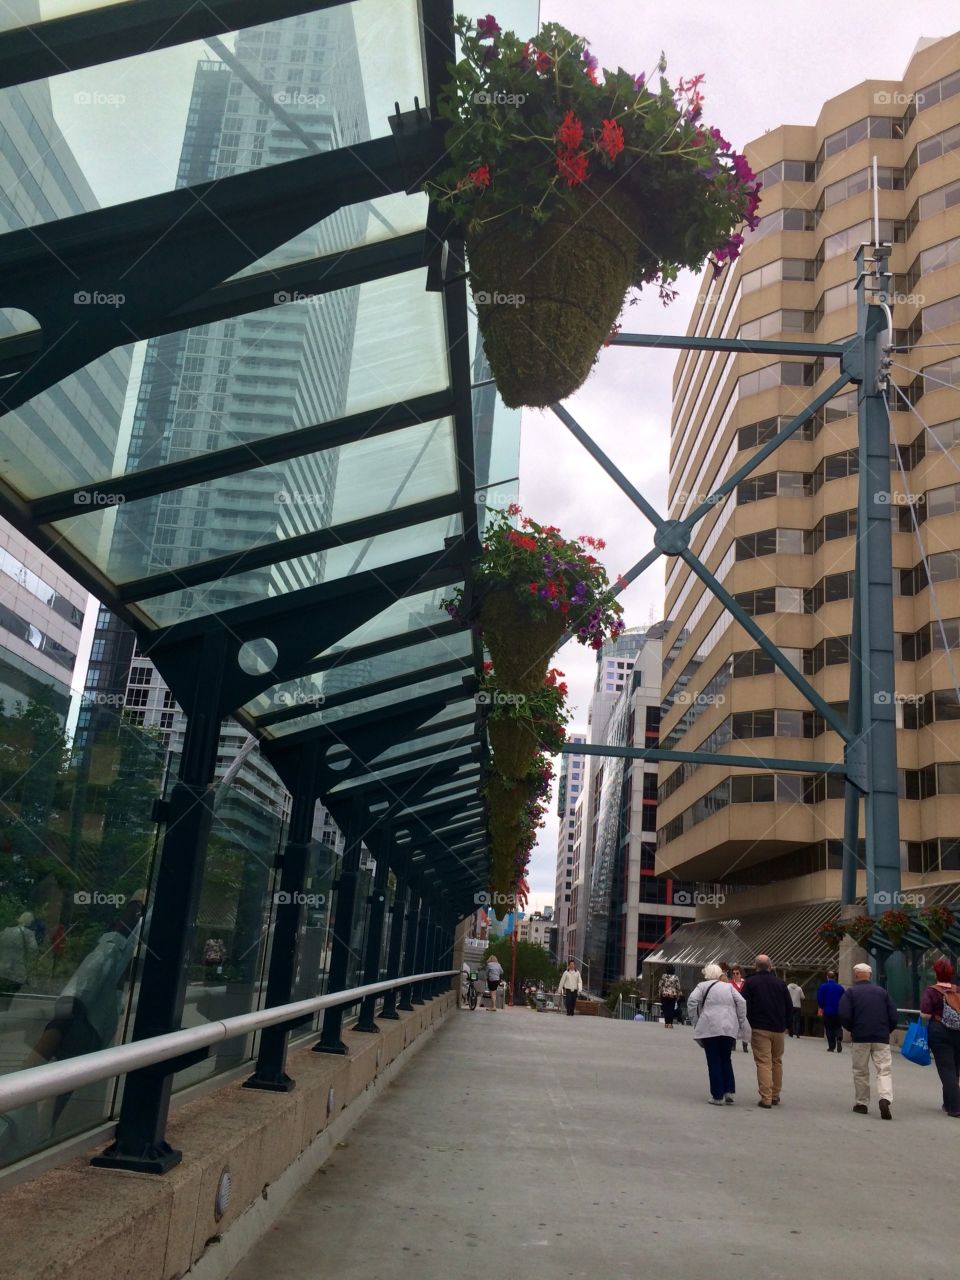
838, 963, 898, 1118
741, 955, 794, 1109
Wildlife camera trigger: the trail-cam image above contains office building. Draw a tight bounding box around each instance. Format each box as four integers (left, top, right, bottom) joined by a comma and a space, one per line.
0, 0, 130, 724
552, 731, 585, 961
580, 625, 696, 988
657, 34, 960, 938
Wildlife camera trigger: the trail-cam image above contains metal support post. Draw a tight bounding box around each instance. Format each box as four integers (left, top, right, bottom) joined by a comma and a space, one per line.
412, 896, 430, 1003
379, 857, 409, 1019
396, 889, 421, 1012
92, 632, 227, 1174
853, 243, 901, 914
354, 833, 391, 1033
244, 745, 319, 1091
315, 800, 364, 1054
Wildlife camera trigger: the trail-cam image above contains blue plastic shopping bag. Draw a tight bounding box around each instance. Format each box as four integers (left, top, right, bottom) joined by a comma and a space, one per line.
900, 1019, 931, 1066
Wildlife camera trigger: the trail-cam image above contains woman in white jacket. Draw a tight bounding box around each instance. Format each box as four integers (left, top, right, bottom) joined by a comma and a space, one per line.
686, 963, 752, 1105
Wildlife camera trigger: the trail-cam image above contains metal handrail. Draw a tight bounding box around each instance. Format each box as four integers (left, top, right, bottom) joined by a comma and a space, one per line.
0, 969, 456, 1114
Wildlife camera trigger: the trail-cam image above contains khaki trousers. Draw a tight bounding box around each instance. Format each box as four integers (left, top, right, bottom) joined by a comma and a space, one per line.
751, 1029, 785, 1103
851, 1042, 893, 1104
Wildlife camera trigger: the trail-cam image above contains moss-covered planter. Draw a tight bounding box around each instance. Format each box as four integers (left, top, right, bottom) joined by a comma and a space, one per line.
466, 186, 641, 409
487, 717, 539, 780
479, 589, 569, 696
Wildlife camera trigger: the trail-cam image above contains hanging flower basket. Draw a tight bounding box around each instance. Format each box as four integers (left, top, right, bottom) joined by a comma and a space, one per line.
846, 915, 876, 946
918, 905, 956, 942
445, 508, 625, 695
427, 17, 761, 408
879, 908, 914, 949
816, 918, 846, 950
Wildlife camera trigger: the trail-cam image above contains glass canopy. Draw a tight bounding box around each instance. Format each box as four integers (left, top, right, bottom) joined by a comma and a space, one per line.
0, 0, 531, 908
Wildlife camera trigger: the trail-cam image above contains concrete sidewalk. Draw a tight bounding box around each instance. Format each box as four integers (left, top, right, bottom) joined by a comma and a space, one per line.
230, 1007, 953, 1280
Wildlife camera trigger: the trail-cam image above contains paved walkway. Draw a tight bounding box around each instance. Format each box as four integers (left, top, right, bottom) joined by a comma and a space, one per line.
231, 1006, 954, 1280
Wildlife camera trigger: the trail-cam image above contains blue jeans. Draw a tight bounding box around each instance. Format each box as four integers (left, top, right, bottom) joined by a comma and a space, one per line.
700, 1035, 736, 1099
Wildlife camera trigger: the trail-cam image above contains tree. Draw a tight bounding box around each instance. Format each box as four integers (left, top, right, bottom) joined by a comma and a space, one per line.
485, 935, 561, 991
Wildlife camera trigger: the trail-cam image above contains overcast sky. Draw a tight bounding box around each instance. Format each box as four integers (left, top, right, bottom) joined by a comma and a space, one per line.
519, 0, 960, 912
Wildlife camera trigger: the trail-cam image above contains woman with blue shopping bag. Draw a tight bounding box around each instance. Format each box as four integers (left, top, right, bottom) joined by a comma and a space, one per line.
919, 957, 960, 1119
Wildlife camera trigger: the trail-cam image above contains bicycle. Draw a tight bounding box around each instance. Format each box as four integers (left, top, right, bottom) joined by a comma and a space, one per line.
463, 970, 479, 1010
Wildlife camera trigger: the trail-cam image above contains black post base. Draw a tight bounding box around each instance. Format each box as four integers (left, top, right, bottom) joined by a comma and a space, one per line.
396, 998, 414, 1012
91, 1140, 181, 1175
313, 1039, 349, 1055
242, 1070, 296, 1093
353, 1020, 381, 1034
378, 1009, 401, 1020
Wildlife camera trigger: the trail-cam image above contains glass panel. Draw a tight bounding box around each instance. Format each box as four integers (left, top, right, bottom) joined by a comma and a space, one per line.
138, 513, 461, 628
313, 587, 461, 660
243, 631, 473, 720
0, 2, 129, 32
51, 417, 457, 583
3, 271, 448, 499
170, 740, 285, 1092
226, 192, 428, 281
266, 670, 470, 739
0, 691, 164, 1169
8, 1, 422, 225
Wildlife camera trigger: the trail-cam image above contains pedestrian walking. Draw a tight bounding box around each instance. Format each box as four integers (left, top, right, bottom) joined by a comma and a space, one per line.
485, 954, 503, 1010
686, 963, 751, 1106
787, 980, 804, 1037
838, 963, 898, 1119
741, 954, 793, 1108
919, 957, 960, 1119
658, 969, 681, 1028
0, 913, 38, 1012
557, 960, 583, 1016
816, 970, 846, 1052
728, 965, 749, 1052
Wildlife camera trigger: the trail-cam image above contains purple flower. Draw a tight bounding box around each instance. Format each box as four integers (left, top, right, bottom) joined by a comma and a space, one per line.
582, 48, 599, 74
634, 72, 646, 92
482, 44, 499, 64
476, 13, 500, 39
709, 126, 730, 152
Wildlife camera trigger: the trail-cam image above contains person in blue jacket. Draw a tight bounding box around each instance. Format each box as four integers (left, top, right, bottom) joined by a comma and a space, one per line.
817, 970, 846, 1053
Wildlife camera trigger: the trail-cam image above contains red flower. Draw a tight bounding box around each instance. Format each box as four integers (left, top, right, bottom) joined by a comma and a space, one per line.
528, 583, 539, 595
603, 321, 622, 348
533, 48, 552, 74
599, 118, 624, 160
556, 110, 583, 150
556, 147, 589, 187
506, 502, 523, 515
466, 164, 491, 188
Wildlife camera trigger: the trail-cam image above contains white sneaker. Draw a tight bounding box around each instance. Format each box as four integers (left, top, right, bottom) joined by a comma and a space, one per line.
724, 1094, 735, 1105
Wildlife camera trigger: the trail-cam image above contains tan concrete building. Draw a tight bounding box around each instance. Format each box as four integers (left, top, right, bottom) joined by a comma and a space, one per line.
657, 33, 960, 920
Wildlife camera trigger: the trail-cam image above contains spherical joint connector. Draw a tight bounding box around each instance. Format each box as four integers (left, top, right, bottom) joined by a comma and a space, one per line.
654, 521, 691, 557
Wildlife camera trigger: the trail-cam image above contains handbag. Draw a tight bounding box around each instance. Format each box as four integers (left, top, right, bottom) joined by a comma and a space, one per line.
900, 1018, 931, 1066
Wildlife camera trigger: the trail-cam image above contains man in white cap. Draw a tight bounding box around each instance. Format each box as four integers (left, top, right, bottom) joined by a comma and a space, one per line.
838, 963, 899, 1119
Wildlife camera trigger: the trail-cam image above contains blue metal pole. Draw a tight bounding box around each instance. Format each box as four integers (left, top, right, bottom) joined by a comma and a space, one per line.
853, 242, 901, 914
563, 742, 845, 774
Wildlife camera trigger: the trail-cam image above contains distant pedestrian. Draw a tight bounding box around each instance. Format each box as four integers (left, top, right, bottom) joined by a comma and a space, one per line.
0, 913, 38, 1011
485, 954, 503, 1011
838, 963, 898, 1119
557, 960, 583, 1016
658, 969, 681, 1028
741, 954, 793, 1108
687, 963, 751, 1106
919, 957, 960, 1119
728, 965, 749, 1052
816, 970, 846, 1053
787, 980, 804, 1037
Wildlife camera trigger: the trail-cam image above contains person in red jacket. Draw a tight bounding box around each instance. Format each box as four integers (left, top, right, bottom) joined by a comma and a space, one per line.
920, 956, 960, 1119
729, 965, 749, 1053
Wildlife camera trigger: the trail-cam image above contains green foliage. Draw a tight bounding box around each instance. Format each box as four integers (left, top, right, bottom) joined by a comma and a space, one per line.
485, 935, 562, 988
604, 978, 643, 1011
